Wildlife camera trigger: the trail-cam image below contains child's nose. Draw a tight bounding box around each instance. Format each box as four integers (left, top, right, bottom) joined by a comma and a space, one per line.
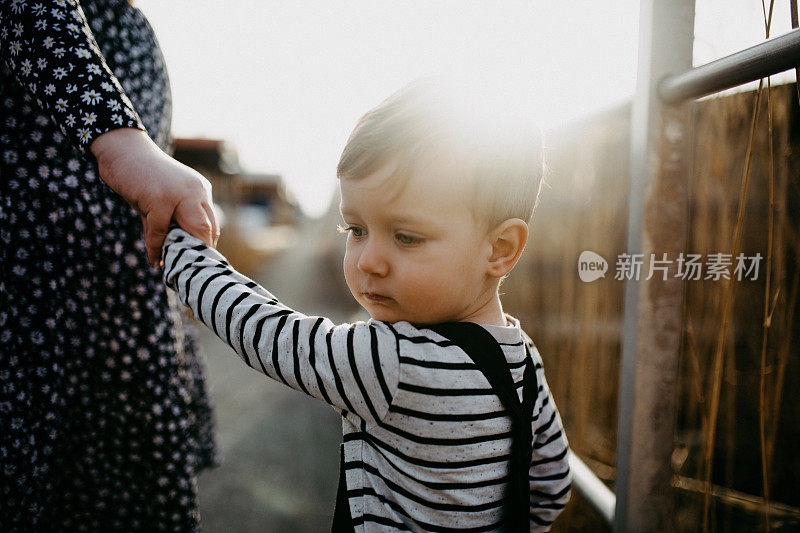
357, 239, 389, 277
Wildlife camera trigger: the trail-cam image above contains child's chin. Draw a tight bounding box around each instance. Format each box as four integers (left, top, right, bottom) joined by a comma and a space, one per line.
362, 301, 443, 324
367, 309, 437, 326
366, 309, 399, 323
365, 307, 409, 324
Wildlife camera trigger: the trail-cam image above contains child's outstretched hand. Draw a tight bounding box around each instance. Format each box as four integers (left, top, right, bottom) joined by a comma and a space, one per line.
91, 128, 220, 266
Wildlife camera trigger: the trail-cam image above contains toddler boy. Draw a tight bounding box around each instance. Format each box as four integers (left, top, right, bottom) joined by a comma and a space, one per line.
162, 80, 571, 531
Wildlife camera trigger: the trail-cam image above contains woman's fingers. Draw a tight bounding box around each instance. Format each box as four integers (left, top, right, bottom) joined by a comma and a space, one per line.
173, 200, 215, 249
145, 207, 174, 266
144, 200, 214, 267
202, 201, 220, 247
141, 214, 149, 242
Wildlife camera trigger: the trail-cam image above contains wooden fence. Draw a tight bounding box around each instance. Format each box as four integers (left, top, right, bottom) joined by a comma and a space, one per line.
502, 82, 800, 531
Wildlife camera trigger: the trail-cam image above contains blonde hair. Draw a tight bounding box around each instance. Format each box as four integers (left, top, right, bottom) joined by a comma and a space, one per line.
337, 78, 545, 227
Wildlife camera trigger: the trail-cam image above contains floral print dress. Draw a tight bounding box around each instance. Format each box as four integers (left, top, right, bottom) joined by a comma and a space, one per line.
0, 0, 216, 530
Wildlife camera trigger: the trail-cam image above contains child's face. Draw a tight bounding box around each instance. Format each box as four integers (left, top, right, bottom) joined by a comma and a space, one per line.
340, 160, 497, 325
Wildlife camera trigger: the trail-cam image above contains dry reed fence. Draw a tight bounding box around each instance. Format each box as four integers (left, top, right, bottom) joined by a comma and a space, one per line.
502, 83, 800, 531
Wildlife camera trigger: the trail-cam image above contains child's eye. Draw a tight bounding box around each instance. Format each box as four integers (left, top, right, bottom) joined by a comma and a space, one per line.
395, 233, 422, 246
338, 224, 366, 238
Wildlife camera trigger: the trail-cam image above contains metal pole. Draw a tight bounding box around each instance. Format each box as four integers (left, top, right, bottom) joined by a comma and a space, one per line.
659, 28, 800, 103
568, 451, 616, 525
614, 1, 694, 531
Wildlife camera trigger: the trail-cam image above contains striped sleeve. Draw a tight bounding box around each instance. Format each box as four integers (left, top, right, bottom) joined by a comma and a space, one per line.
162, 228, 399, 427
528, 344, 572, 530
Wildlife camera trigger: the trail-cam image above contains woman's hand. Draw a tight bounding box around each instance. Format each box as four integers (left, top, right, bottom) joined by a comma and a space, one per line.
91, 128, 220, 266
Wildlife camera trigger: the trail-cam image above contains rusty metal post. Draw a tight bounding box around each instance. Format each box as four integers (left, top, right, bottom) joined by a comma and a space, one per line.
613, 1, 695, 531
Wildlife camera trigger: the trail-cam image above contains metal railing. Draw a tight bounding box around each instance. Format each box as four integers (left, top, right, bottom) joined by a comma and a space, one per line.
568, 452, 616, 524
660, 28, 800, 103
570, 19, 800, 533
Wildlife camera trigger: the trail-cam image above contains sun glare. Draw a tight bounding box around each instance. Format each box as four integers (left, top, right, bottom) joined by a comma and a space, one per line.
137, 1, 641, 216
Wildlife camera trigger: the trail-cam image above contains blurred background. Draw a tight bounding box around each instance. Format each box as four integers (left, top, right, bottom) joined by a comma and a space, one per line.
136, 1, 800, 531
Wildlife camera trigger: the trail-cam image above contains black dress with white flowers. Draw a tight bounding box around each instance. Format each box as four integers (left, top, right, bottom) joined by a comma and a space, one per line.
0, 0, 216, 530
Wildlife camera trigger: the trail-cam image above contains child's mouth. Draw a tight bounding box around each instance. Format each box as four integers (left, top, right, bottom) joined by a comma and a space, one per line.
363, 292, 391, 303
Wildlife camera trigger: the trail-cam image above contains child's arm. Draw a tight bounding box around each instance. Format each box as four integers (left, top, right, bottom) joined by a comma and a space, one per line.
528, 347, 572, 530
162, 228, 399, 427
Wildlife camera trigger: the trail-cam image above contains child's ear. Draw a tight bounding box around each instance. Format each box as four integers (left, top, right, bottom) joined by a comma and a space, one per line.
486, 218, 528, 278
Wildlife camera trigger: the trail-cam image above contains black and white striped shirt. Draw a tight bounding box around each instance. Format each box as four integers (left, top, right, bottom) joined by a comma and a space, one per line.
163, 229, 571, 532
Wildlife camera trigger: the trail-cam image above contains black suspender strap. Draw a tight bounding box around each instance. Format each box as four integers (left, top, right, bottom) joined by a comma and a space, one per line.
331, 442, 356, 532
330, 321, 537, 532
429, 322, 537, 532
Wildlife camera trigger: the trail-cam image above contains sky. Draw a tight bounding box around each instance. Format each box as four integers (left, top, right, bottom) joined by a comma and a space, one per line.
135, 0, 797, 217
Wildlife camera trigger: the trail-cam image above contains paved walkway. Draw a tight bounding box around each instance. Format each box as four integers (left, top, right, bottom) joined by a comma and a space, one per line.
195, 221, 363, 532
